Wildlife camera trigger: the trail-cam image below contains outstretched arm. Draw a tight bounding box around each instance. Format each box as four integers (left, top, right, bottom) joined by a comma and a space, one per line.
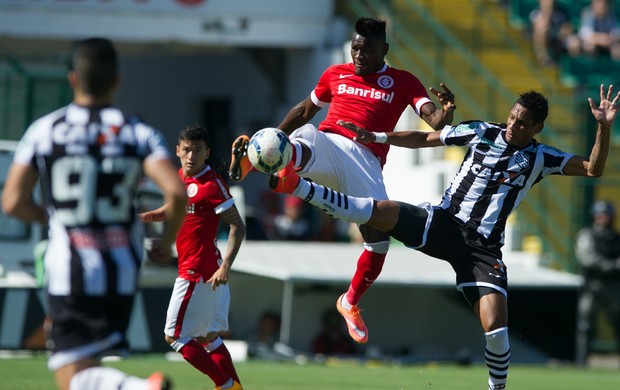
563, 84, 619, 177
337, 120, 444, 148
139, 204, 169, 222
143, 158, 187, 265
419, 82, 457, 130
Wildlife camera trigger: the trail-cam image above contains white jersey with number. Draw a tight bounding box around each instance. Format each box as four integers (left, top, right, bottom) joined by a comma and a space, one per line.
13, 103, 169, 297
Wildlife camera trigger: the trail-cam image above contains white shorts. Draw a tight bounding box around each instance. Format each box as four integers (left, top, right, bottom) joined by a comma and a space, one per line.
290, 124, 388, 200
164, 277, 230, 340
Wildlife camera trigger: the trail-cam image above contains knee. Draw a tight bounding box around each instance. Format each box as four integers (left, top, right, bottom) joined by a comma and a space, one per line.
476, 294, 508, 332
165, 335, 176, 345
480, 309, 508, 332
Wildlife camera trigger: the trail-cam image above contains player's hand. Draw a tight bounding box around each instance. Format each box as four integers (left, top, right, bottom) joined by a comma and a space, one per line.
139, 211, 166, 222
146, 239, 174, 266
337, 120, 376, 143
589, 84, 620, 127
429, 82, 456, 112
207, 266, 230, 291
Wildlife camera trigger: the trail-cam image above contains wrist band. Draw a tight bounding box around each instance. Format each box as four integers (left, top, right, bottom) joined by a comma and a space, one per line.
374, 132, 388, 143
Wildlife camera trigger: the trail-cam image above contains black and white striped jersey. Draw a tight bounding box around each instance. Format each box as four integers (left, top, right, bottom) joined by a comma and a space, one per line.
438, 120, 573, 245
13, 103, 170, 297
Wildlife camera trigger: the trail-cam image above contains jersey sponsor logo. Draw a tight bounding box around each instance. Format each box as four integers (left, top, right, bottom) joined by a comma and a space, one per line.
68, 228, 129, 249
453, 123, 476, 134
337, 84, 394, 103
480, 137, 503, 149
471, 163, 527, 187
187, 183, 198, 197
377, 75, 394, 89
339, 73, 354, 78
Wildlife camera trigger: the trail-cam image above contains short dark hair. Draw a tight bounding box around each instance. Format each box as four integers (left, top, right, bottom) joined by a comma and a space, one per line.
70, 37, 118, 97
178, 125, 210, 148
354, 17, 387, 42
517, 90, 548, 124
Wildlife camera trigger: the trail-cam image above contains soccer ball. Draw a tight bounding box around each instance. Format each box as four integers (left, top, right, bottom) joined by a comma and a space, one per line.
247, 127, 293, 174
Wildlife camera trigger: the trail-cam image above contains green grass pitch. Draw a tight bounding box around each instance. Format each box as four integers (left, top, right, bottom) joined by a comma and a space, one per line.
1, 353, 619, 390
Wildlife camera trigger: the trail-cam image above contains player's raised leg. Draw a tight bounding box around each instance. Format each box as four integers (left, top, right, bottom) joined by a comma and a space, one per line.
229, 135, 255, 182
270, 156, 393, 344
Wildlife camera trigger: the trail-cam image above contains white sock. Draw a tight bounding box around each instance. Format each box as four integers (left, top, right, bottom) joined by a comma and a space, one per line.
291, 140, 303, 168
485, 327, 510, 389
203, 336, 223, 353
293, 180, 373, 225
70, 366, 150, 390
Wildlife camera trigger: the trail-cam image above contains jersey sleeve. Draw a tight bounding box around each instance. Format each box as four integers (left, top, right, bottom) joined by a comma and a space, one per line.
404, 73, 432, 116
311, 65, 337, 107
14, 128, 38, 167
440, 121, 482, 146
541, 145, 573, 176
204, 175, 235, 214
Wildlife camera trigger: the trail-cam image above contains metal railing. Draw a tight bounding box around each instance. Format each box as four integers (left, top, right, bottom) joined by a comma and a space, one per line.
0, 57, 71, 140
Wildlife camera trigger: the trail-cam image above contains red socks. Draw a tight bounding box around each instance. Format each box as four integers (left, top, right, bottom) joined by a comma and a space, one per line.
180, 339, 229, 386
206, 342, 240, 383
346, 249, 386, 305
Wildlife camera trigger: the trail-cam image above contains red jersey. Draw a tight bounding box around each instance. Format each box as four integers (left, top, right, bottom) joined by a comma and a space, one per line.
176, 165, 234, 282
311, 62, 432, 166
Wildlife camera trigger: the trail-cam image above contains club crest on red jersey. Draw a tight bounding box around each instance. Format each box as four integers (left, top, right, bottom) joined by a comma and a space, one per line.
187, 183, 198, 198
377, 75, 394, 89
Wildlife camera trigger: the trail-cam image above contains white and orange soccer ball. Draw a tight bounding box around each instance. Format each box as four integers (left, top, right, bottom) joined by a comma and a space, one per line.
247, 127, 293, 174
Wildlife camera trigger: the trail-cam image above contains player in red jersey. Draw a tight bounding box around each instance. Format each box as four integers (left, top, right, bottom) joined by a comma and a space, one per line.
229, 17, 456, 344
141, 126, 246, 390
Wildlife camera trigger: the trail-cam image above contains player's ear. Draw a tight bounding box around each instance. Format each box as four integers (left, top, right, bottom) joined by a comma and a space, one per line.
383, 42, 389, 56
67, 70, 78, 90
111, 74, 120, 91
535, 122, 544, 134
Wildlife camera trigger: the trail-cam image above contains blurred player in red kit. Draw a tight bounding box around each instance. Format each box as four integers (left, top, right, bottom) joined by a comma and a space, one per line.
141, 126, 246, 390
229, 17, 456, 344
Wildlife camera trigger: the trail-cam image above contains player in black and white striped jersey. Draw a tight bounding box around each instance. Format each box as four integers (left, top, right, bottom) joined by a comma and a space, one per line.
2, 38, 186, 390
270, 84, 619, 389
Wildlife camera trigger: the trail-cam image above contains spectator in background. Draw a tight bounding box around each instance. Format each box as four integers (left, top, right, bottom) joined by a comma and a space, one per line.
247, 311, 296, 361
529, 0, 574, 65
273, 195, 312, 240
315, 213, 363, 243
312, 308, 358, 358
575, 200, 620, 366
569, 0, 620, 60
245, 190, 281, 240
